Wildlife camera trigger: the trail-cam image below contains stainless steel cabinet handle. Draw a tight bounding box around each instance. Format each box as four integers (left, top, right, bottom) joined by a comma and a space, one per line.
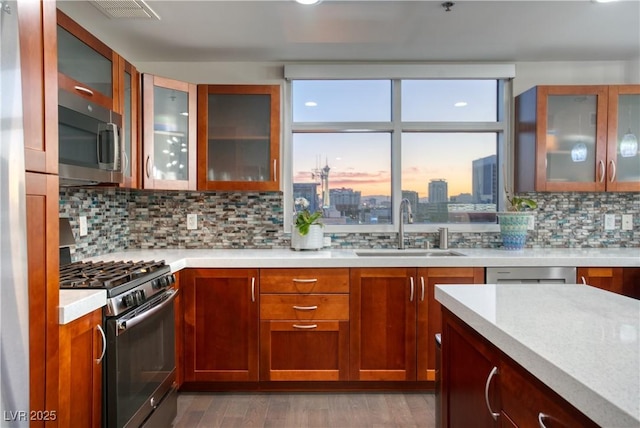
293, 324, 317, 329
96, 324, 106, 364
538, 412, 549, 428
74, 85, 94, 96
293, 305, 318, 311
251, 277, 255, 302
609, 160, 616, 182
581, 276, 587, 285
409, 277, 414, 302
122, 150, 129, 174
273, 159, 277, 182
599, 160, 605, 183
484, 366, 500, 420
145, 156, 151, 178
420, 277, 425, 301
292, 278, 317, 283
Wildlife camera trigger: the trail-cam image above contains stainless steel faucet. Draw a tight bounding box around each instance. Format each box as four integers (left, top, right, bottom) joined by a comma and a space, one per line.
398, 198, 413, 249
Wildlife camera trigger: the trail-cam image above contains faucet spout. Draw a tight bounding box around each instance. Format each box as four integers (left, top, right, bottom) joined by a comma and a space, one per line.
398, 198, 413, 249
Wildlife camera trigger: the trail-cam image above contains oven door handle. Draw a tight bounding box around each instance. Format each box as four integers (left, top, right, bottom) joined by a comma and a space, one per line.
116, 289, 178, 336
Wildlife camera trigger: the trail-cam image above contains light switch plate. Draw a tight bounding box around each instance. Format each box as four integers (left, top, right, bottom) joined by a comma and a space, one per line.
187, 214, 198, 230
604, 214, 616, 230
622, 214, 633, 231
527, 215, 535, 231
79, 216, 88, 237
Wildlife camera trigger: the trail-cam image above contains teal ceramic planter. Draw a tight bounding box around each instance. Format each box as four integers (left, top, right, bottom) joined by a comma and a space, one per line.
498, 212, 531, 250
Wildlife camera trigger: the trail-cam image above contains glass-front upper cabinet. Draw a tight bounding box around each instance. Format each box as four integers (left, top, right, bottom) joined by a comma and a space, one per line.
606, 85, 640, 192
118, 58, 139, 188
142, 74, 196, 190
57, 9, 117, 110
515, 85, 609, 192
197, 85, 280, 191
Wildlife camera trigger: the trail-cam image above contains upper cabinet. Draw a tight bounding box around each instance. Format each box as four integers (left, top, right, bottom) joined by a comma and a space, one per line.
57, 10, 118, 111
515, 85, 640, 193
197, 85, 281, 191
118, 58, 140, 188
142, 74, 197, 190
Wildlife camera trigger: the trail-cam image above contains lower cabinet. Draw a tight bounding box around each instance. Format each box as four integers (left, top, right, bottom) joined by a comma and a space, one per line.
58, 309, 104, 428
182, 268, 259, 382
578, 267, 640, 299
259, 268, 350, 381
441, 308, 598, 428
349, 267, 483, 382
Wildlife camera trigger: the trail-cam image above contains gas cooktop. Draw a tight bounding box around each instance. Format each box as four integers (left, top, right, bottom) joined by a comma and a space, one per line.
59, 260, 169, 292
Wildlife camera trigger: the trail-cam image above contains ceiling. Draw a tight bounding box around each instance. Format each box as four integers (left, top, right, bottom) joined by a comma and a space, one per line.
56, 0, 640, 64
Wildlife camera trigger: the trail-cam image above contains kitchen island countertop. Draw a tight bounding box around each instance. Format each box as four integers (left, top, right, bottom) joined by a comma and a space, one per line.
435, 283, 640, 427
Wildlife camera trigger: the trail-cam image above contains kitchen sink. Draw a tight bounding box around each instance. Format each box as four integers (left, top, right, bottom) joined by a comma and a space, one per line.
355, 250, 465, 257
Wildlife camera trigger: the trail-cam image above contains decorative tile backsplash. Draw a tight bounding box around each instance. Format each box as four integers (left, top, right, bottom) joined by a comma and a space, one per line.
60, 188, 639, 261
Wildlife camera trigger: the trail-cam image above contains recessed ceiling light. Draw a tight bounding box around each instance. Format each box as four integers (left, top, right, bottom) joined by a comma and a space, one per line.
454, 101, 468, 107
592, 0, 618, 3
305, 101, 318, 107
180, 112, 189, 116
296, 0, 322, 4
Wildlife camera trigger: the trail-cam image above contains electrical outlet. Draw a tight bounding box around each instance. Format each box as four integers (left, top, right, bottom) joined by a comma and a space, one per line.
527, 215, 535, 231
187, 214, 198, 230
622, 214, 633, 231
604, 214, 616, 230
79, 216, 88, 237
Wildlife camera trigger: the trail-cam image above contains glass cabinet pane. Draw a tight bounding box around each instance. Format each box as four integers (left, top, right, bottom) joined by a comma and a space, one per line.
546, 95, 597, 183
207, 94, 271, 182
152, 86, 190, 181
614, 94, 640, 183
57, 26, 112, 97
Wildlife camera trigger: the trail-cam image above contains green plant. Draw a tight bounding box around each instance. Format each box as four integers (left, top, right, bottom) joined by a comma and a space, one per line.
505, 193, 537, 212
294, 197, 323, 235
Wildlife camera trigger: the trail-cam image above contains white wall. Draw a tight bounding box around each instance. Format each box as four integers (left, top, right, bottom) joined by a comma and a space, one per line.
134, 60, 640, 93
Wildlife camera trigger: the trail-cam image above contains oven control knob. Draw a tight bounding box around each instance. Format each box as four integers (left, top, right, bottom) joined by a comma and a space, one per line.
151, 278, 160, 290
168, 274, 176, 285
159, 276, 169, 288
122, 293, 135, 308
136, 289, 146, 303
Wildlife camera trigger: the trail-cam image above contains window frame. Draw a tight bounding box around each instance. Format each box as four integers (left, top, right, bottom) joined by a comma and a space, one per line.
283, 67, 514, 235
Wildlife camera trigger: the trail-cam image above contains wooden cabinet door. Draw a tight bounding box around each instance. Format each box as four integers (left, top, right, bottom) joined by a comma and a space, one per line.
182, 269, 259, 382
58, 309, 103, 428
578, 267, 640, 299
26, 172, 59, 427
117, 57, 140, 188
442, 308, 499, 428
418, 267, 484, 381
350, 268, 417, 381
606, 85, 640, 192
197, 84, 280, 191
142, 74, 197, 190
260, 321, 349, 381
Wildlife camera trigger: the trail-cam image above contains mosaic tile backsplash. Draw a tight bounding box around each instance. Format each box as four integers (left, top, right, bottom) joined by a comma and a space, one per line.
59, 188, 639, 261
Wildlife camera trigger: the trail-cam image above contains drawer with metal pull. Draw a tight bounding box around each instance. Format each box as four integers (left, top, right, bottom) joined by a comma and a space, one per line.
260, 268, 349, 294
260, 294, 349, 320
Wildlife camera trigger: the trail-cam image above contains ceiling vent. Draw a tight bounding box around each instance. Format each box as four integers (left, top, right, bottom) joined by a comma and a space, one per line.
89, 0, 160, 20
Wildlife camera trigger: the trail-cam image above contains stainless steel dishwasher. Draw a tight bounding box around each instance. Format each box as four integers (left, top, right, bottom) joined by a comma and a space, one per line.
486, 267, 577, 284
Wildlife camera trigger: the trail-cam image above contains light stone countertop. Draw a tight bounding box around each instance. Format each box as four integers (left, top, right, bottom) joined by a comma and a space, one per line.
435, 283, 640, 427
59, 247, 639, 324
59, 289, 106, 325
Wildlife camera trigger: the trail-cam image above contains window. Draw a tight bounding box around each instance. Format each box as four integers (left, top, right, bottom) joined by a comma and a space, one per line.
286, 66, 513, 233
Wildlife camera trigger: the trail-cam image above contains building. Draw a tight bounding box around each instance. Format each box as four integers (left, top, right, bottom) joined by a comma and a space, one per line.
428, 179, 448, 203
472, 154, 497, 204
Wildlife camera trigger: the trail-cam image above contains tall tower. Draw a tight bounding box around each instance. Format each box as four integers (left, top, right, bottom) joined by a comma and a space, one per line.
321, 160, 331, 208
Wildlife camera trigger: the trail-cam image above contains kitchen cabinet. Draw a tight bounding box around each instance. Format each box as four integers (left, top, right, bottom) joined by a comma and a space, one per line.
350, 267, 483, 382
57, 9, 119, 111
197, 85, 280, 191
441, 308, 598, 428
578, 267, 640, 299
419, 267, 484, 381
515, 84, 640, 192
259, 268, 350, 381
182, 269, 259, 382
142, 74, 197, 190
117, 58, 140, 188
58, 309, 104, 428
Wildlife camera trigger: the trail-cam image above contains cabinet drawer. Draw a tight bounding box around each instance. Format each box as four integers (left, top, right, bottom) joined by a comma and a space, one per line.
260, 294, 349, 320
260, 268, 349, 294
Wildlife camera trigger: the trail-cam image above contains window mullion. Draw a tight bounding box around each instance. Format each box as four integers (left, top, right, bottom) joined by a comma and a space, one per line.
392, 79, 402, 227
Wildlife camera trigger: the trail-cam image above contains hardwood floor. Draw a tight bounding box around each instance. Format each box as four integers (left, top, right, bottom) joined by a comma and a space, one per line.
174, 391, 437, 428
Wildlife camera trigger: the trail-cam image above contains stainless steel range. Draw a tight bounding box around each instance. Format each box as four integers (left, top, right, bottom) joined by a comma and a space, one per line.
60, 260, 178, 428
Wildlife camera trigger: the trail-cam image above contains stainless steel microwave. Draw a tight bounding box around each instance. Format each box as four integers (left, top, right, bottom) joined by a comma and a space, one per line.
58, 89, 123, 185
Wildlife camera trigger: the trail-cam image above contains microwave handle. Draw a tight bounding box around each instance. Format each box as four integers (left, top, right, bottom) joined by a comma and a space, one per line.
97, 123, 120, 170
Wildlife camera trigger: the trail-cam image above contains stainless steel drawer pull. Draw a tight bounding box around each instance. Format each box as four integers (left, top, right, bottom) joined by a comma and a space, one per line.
293, 305, 318, 311
484, 366, 500, 420
251, 277, 256, 302
96, 324, 106, 364
420, 277, 425, 301
293, 324, 317, 329
581, 276, 587, 285
292, 278, 317, 283
409, 277, 414, 302
538, 412, 550, 428
74, 85, 94, 96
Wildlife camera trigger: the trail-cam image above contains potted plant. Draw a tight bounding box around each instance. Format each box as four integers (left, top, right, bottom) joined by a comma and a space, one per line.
291, 197, 324, 250
498, 191, 538, 250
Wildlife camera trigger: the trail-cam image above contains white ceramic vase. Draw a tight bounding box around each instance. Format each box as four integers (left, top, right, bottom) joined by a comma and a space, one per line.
291, 224, 324, 251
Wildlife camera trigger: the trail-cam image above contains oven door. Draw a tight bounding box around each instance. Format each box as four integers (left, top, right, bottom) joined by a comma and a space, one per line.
105, 289, 178, 428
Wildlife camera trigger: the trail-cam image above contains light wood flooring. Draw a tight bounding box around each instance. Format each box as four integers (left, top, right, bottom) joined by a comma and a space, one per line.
174, 391, 437, 428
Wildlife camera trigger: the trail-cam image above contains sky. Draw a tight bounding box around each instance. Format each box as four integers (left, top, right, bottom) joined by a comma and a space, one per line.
291, 80, 498, 198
